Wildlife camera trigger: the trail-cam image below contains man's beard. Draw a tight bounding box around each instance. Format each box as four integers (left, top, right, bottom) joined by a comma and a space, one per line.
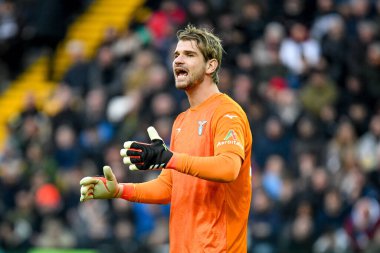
175, 70, 205, 91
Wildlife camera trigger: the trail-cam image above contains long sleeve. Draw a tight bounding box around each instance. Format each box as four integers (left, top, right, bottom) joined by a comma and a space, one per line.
119, 169, 172, 204
168, 152, 242, 183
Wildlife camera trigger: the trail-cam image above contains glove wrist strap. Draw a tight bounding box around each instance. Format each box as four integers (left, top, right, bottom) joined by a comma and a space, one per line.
112, 184, 123, 198
118, 183, 135, 200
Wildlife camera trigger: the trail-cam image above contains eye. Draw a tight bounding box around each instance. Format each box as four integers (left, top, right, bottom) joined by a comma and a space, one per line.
173, 51, 182, 58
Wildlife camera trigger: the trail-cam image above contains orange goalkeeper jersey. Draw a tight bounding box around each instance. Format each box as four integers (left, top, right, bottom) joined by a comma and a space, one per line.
125, 93, 252, 252
168, 93, 252, 252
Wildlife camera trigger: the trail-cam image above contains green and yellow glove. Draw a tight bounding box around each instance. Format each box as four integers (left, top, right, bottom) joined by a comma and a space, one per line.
79, 165, 122, 202
120, 126, 173, 170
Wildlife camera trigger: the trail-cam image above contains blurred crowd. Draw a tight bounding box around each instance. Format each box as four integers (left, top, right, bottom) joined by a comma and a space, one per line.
0, 0, 91, 89
1, 0, 380, 252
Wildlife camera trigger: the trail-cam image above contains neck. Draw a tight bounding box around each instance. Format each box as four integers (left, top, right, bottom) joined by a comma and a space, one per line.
186, 81, 220, 107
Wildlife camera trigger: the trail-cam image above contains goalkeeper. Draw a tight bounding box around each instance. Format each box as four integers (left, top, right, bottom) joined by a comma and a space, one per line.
80, 24, 252, 253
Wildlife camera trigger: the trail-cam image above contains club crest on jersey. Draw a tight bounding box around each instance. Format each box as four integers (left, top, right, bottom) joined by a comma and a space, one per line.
198, 120, 207, 136
217, 129, 244, 149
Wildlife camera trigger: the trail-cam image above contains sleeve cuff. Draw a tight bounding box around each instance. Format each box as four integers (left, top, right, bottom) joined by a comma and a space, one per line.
167, 152, 185, 170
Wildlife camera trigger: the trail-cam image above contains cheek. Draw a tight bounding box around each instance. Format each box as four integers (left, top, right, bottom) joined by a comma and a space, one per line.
192, 63, 206, 75
190, 67, 203, 80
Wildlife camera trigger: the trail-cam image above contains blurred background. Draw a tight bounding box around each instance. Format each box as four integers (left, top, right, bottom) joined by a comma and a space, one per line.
0, 0, 379, 252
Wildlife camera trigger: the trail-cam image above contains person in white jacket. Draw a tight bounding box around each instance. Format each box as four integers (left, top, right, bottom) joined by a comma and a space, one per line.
279, 22, 321, 76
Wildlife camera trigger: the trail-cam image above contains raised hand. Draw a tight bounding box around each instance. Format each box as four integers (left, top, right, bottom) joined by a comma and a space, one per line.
120, 126, 173, 170
79, 165, 122, 202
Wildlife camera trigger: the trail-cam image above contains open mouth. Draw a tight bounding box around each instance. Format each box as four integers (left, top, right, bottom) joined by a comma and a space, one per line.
175, 67, 188, 78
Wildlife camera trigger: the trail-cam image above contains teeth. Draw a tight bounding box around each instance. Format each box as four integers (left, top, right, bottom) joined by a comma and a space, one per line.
175, 69, 187, 77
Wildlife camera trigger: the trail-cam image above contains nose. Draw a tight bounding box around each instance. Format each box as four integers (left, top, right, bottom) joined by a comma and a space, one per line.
173, 54, 184, 65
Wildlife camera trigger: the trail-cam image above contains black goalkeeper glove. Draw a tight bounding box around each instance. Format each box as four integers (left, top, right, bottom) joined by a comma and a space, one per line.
120, 126, 173, 170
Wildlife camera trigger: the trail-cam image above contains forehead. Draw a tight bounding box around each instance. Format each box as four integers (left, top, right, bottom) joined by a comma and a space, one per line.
174, 40, 201, 53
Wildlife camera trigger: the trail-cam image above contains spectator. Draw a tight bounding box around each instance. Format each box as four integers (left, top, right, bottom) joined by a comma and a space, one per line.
339, 168, 377, 207
7, 92, 51, 155
45, 84, 82, 135
235, 1, 266, 45
356, 114, 380, 173
276, 176, 298, 225
325, 119, 357, 174
111, 27, 144, 63
346, 102, 370, 138
261, 155, 285, 201
318, 104, 339, 139
280, 200, 315, 253
344, 197, 380, 252
305, 167, 331, 214
231, 73, 254, 111
146, 0, 186, 48
254, 116, 292, 170
79, 88, 114, 165
315, 187, 350, 237
263, 77, 301, 126
53, 124, 82, 170
292, 115, 325, 163
252, 22, 285, 67
61, 40, 90, 96
121, 48, 158, 94
279, 21, 321, 79
310, 0, 339, 41
87, 45, 123, 98
300, 68, 338, 117
337, 75, 371, 125
216, 11, 244, 67
294, 151, 318, 191
320, 15, 349, 85
186, 0, 210, 27
346, 20, 377, 77
277, 0, 312, 27
362, 42, 380, 105
345, 0, 373, 39
313, 228, 350, 253
249, 188, 280, 253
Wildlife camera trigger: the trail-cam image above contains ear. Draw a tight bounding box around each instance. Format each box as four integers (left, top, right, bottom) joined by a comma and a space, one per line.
205, 59, 218, 75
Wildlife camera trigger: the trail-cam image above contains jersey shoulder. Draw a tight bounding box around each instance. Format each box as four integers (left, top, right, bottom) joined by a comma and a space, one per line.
214, 94, 248, 120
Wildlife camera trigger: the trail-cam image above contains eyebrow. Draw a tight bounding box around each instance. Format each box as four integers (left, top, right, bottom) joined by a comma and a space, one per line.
174, 49, 199, 55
